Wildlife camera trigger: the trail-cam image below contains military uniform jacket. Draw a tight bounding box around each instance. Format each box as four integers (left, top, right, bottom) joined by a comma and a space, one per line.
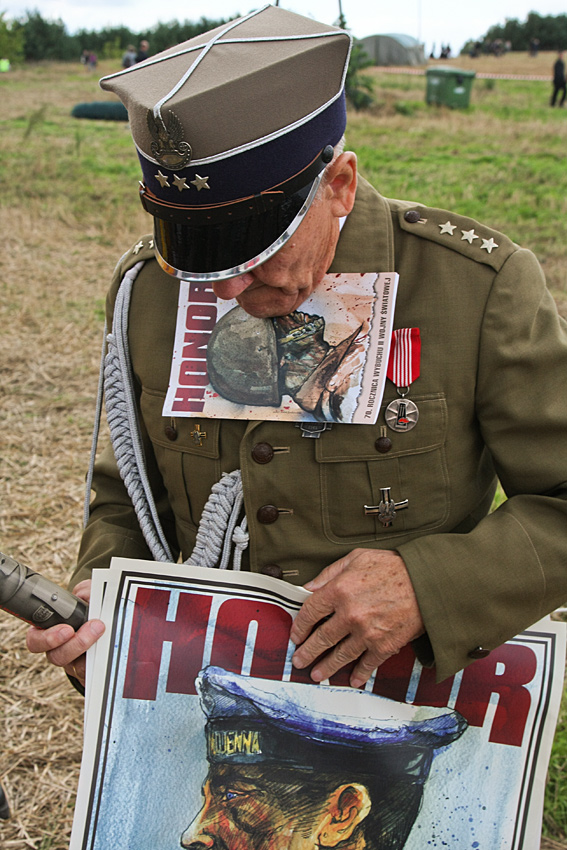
75, 177, 567, 681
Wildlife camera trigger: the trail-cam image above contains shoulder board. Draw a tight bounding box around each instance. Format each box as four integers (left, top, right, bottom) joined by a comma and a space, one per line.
107, 234, 158, 311
391, 200, 518, 272
113, 234, 156, 279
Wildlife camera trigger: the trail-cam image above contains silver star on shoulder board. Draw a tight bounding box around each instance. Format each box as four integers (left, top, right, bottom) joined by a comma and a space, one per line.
155, 171, 170, 188
148, 239, 154, 249
191, 174, 210, 191
132, 240, 144, 255
173, 174, 189, 192
481, 237, 499, 254
461, 228, 478, 243
439, 220, 456, 235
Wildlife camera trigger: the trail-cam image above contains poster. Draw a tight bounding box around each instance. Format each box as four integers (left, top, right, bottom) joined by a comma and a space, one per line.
71, 558, 565, 850
163, 272, 398, 425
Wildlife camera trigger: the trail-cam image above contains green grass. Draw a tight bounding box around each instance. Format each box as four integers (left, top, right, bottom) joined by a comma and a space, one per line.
546, 691, 567, 840
347, 78, 567, 256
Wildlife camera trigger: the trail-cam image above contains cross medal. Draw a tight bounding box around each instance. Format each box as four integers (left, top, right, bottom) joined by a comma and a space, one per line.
385, 327, 421, 432
365, 487, 409, 527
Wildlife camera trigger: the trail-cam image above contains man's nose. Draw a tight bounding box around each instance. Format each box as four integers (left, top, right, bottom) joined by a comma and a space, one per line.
180, 813, 221, 849
211, 271, 255, 301
180, 825, 215, 849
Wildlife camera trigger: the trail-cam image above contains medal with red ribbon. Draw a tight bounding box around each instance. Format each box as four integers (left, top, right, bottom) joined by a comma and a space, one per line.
385, 327, 421, 432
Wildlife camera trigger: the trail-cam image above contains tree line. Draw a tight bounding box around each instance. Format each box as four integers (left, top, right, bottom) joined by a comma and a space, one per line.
0, 10, 232, 63
464, 11, 567, 54
1, 8, 567, 65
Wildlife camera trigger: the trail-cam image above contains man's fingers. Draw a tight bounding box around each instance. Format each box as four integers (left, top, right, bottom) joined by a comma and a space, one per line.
26, 623, 75, 654
291, 614, 348, 671
308, 640, 394, 688
349, 652, 385, 689
305, 635, 362, 682
289, 593, 335, 646
27, 619, 104, 669
71, 579, 92, 603
64, 656, 86, 684
46, 619, 105, 668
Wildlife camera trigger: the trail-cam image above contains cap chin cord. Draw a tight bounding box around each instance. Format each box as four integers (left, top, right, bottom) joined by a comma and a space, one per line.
85, 260, 248, 569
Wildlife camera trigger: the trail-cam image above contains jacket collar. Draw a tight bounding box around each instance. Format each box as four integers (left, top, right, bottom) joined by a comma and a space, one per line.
329, 175, 395, 273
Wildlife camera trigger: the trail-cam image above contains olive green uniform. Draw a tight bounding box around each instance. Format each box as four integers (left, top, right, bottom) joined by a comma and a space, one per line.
74, 177, 567, 681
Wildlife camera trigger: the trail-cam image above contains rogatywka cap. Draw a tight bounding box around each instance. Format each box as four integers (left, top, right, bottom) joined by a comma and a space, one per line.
99, 5, 351, 281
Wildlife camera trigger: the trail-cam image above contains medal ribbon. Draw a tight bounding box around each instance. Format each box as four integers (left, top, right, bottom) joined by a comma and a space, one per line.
387, 328, 421, 389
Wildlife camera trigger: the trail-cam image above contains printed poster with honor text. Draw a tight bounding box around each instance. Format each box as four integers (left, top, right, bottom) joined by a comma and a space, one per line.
71, 558, 565, 850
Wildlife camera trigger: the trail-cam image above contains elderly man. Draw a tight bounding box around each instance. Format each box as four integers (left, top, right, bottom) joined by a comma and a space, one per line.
180, 667, 467, 850
27, 7, 567, 692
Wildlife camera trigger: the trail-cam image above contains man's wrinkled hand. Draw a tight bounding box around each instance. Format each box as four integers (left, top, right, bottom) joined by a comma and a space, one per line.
25, 579, 103, 687
290, 549, 424, 688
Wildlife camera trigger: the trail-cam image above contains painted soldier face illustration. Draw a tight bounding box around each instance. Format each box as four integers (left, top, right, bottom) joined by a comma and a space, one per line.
180, 762, 370, 850
183, 667, 468, 850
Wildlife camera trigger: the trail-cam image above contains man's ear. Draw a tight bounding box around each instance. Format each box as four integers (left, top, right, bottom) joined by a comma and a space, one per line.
314, 783, 371, 848
326, 151, 358, 218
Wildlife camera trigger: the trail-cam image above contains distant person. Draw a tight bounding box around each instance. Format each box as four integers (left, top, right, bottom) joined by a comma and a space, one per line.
81, 49, 97, 71
551, 51, 566, 107
122, 44, 137, 69
136, 39, 150, 63
529, 37, 540, 57
492, 38, 503, 57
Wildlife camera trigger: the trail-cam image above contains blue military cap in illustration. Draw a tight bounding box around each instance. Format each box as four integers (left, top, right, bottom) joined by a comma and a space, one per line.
196, 666, 467, 778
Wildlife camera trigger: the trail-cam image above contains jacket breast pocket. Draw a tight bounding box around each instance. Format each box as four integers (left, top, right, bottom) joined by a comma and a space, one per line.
316, 395, 449, 543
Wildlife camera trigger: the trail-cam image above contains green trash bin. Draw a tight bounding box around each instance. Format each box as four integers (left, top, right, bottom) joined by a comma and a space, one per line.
426, 66, 475, 108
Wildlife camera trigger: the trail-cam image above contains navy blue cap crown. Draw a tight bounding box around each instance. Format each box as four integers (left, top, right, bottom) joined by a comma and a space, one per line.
197, 667, 467, 774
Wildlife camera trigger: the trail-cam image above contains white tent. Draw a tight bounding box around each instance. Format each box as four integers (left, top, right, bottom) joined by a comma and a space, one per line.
359, 33, 425, 66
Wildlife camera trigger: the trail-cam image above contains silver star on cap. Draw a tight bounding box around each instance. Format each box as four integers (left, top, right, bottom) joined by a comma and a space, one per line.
461, 229, 478, 244
155, 171, 170, 188
173, 174, 189, 192
439, 220, 456, 235
132, 240, 144, 255
481, 237, 499, 254
191, 174, 210, 191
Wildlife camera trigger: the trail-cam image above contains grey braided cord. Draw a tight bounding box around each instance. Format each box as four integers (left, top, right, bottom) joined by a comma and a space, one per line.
85, 260, 250, 569
104, 263, 173, 561
83, 321, 109, 529
231, 516, 249, 572
184, 470, 249, 570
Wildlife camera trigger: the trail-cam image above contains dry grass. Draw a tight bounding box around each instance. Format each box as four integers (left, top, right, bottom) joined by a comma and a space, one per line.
412, 49, 555, 77
0, 198, 147, 847
1, 63, 148, 842
1, 54, 566, 849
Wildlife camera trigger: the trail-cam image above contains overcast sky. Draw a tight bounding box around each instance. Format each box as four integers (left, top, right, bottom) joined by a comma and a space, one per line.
3, 0, 567, 54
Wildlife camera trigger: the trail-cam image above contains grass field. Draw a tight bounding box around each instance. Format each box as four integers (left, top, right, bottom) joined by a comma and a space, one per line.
0, 51, 566, 849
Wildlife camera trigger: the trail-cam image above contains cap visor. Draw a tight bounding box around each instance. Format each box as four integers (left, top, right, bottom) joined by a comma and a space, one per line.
153, 174, 323, 282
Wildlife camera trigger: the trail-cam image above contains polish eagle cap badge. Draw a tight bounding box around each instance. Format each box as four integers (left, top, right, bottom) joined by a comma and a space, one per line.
146, 109, 192, 169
